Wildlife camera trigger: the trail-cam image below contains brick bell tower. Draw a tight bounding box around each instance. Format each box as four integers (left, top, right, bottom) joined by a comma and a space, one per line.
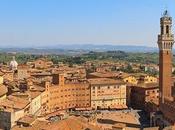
158, 10, 175, 104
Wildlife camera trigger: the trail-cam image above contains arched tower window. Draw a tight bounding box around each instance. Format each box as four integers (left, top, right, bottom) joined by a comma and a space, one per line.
161, 26, 164, 34
166, 25, 169, 34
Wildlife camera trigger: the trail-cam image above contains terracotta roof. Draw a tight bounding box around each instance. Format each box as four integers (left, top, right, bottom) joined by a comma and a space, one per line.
12, 120, 48, 130
119, 72, 147, 79
30, 85, 45, 92
88, 78, 125, 85
0, 95, 29, 111
0, 85, 8, 97
12, 116, 100, 130
44, 116, 100, 130
18, 115, 36, 125
18, 64, 29, 69
28, 91, 41, 99
0, 71, 4, 76
143, 127, 159, 130
112, 123, 126, 128
118, 73, 133, 79
12, 91, 42, 100
31, 72, 51, 76
136, 83, 159, 89
88, 72, 120, 78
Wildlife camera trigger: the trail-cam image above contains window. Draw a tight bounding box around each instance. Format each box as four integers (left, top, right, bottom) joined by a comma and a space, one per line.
161, 26, 164, 34
166, 25, 169, 34
146, 91, 150, 95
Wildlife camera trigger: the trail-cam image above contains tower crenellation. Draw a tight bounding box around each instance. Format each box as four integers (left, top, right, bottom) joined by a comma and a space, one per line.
158, 10, 174, 51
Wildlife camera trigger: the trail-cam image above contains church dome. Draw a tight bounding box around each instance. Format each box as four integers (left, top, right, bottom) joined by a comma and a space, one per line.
9, 56, 18, 71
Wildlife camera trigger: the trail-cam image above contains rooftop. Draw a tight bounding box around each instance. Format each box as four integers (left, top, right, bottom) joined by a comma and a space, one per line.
0, 95, 29, 111
12, 116, 100, 130
88, 71, 120, 78
88, 78, 125, 85
135, 82, 159, 89
0, 85, 8, 97
17, 115, 36, 125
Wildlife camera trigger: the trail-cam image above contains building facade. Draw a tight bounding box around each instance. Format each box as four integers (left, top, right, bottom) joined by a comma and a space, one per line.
0, 96, 30, 130
130, 83, 159, 112
45, 74, 91, 113
88, 78, 127, 109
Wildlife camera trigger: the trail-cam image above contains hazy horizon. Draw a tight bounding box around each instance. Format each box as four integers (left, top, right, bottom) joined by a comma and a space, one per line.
0, 0, 174, 47
0, 43, 158, 48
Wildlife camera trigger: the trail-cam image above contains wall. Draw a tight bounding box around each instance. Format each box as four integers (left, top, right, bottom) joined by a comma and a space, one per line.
91, 84, 127, 109
0, 76, 3, 84
0, 111, 11, 130
46, 82, 90, 113
30, 95, 41, 115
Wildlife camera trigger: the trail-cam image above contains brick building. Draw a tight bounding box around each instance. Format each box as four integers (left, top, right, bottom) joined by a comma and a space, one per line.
27, 58, 53, 69
45, 74, 91, 113
130, 83, 159, 112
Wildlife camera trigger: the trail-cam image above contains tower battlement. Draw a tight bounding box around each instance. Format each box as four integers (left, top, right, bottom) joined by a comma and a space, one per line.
158, 10, 174, 51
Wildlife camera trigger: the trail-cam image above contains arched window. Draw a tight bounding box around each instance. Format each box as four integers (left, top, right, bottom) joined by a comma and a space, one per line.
166, 25, 169, 34
161, 26, 164, 34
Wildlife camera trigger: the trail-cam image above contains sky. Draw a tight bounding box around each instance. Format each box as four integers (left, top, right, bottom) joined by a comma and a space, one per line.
0, 0, 174, 47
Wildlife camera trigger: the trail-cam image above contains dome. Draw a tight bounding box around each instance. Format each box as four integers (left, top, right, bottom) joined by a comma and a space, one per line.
9, 56, 18, 71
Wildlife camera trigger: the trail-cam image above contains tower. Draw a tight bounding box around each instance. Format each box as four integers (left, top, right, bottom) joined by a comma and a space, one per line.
9, 56, 18, 71
158, 10, 175, 103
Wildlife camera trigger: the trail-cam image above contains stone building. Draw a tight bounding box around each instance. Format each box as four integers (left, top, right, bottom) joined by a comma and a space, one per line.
139, 75, 158, 84
130, 83, 159, 112
0, 96, 30, 130
88, 78, 127, 109
122, 75, 138, 85
17, 65, 29, 80
27, 58, 53, 69
0, 69, 14, 82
